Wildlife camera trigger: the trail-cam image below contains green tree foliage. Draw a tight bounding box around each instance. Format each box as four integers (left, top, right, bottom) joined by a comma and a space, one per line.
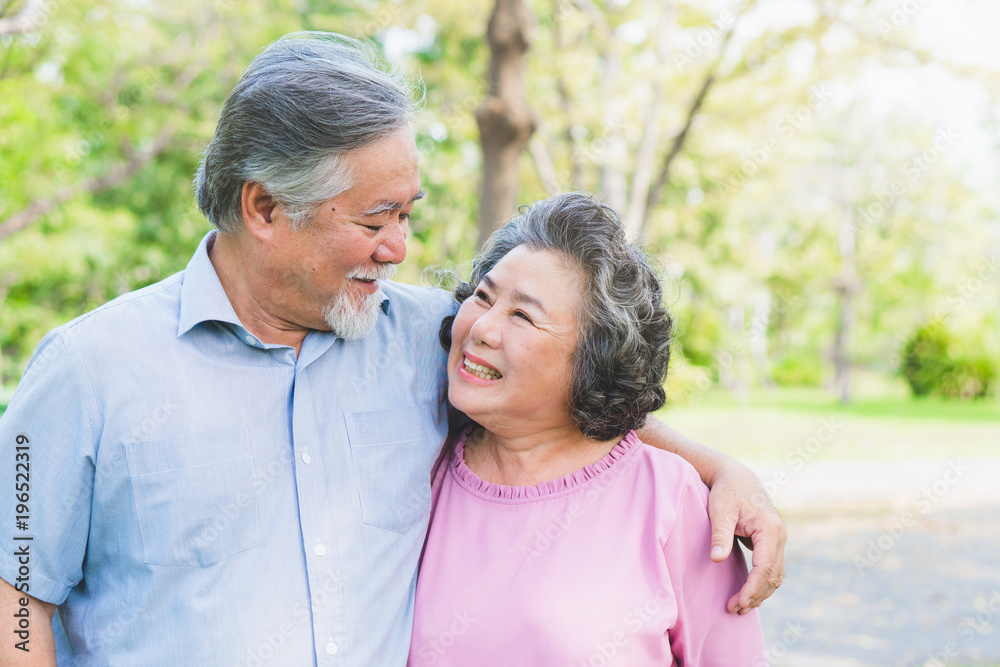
1, 0, 998, 407
0, 0, 305, 382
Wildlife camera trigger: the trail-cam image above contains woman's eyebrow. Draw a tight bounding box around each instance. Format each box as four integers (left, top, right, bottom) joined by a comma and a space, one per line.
482, 274, 547, 314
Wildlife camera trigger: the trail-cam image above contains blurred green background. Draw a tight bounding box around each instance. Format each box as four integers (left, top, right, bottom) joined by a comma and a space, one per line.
1, 0, 999, 422
2, 2, 1000, 663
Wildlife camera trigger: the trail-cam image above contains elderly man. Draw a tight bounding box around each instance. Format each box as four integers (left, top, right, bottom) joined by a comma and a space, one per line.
0, 33, 784, 666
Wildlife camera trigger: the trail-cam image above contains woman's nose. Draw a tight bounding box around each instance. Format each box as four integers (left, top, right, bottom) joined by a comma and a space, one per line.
469, 308, 501, 348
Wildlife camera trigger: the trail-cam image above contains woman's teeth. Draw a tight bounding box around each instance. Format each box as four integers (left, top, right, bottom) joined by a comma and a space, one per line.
463, 357, 501, 380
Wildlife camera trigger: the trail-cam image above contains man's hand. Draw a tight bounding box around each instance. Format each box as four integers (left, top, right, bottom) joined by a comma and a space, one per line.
0, 577, 57, 666
707, 458, 787, 614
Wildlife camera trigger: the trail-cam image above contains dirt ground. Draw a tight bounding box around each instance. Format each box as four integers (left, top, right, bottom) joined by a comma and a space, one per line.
759, 504, 1000, 666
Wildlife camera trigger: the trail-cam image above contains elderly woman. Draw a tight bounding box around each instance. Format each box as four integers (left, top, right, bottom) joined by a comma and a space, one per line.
408, 193, 765, 665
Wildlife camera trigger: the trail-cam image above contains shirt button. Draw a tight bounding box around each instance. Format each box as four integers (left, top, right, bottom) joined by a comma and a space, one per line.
314, 540, 326, 557
326, 640, 338, 655
301, 451, 312, 464
244, 334, 257, 346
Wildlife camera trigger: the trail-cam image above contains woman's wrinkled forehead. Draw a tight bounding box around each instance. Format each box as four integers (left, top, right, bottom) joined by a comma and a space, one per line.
478, 246, 587, 321
480, 243, 584, 285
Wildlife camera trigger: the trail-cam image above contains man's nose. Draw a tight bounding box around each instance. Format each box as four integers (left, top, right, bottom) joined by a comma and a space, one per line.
373, 219, 407, 265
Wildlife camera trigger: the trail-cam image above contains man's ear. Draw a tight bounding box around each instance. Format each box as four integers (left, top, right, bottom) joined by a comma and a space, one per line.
241, 182, 279, 242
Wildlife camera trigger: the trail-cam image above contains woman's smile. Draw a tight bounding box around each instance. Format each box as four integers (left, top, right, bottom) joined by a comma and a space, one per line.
459, 353, 503, 381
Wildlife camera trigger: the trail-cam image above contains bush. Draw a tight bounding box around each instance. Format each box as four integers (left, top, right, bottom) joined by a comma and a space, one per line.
901, 322, 952, 397
939, 356, 996, 400
901, 322, 997, 400
772, 353, 822, 387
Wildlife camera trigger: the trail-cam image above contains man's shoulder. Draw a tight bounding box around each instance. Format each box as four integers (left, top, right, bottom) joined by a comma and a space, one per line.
382, 280, 456, 317
48, 271, 185, 348
374, 281, 454, 360
20, 271, 185, 383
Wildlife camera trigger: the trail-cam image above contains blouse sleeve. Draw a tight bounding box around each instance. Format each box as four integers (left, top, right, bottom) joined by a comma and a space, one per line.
662, 465, 767, 665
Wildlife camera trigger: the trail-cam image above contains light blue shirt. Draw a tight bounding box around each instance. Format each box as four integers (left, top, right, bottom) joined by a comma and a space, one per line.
0, 232, 455, 666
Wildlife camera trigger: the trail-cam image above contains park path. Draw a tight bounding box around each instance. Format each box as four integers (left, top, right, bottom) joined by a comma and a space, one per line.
750, 458, 1000, 666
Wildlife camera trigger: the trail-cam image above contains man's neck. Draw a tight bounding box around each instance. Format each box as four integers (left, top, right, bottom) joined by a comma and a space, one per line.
208, 231, 310, 355
464, 425, 620, 487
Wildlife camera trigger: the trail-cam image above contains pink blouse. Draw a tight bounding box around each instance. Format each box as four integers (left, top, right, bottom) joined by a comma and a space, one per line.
408, 429, 766, 666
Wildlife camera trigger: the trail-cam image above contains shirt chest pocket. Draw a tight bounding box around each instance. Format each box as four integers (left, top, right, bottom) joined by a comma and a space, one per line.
345, 406, 443, 534
125, 427, 261, 567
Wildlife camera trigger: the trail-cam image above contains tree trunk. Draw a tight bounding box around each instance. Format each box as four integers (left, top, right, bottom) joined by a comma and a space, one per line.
552, 5, 585, 191
476, 0, 537, 249
528, 135, 560, 195
598, 48, 627, 212
637, 13, 742, 239
623, 2, 674, 237
750, 290, 775, 389
719, 303, 748, 398
750, 230, 776, 388
636, 69, 717, 240
833, 169, 859, 405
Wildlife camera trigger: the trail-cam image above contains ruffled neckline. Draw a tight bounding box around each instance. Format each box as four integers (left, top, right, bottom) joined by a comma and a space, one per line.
450, 428, 641, 503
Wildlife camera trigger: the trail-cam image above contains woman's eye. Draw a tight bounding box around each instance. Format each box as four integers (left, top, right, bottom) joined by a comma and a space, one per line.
474, 290, 490, 303
514, 311, 533, 323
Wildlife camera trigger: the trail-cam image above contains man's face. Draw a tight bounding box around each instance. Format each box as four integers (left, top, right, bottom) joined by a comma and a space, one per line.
263, 127, 422, 338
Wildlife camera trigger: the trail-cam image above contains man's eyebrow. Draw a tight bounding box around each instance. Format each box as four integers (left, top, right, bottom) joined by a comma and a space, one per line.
481, 274, 547, 314
360, 189, 427, 216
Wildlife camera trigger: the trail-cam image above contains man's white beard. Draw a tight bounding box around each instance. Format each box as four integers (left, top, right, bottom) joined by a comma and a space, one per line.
323, 264, 396, 340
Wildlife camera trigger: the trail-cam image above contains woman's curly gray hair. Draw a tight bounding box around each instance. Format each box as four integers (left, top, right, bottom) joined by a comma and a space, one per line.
440, 192, 673, 441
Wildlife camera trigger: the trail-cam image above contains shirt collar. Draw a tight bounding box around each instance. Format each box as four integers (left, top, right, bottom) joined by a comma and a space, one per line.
177, 230, 392, 339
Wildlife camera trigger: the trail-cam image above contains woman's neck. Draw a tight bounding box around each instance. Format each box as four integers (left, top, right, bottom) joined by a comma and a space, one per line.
463, 426, 621, 487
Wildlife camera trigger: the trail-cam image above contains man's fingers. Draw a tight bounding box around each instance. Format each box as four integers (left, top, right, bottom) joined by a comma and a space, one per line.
727, 590, 747, 614
707, 496, 738, 562
731, 529, 786, 612
732, 563, 772, 613
710, 532, 734, 561
704, 457, 788, 612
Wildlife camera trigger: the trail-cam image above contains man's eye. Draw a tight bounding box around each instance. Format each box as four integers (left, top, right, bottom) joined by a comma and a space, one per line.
364, 225, 383, 232
399, 213, 410, 222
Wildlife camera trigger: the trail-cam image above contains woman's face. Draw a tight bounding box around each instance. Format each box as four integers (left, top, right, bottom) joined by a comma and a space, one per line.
447, 245, 586, 438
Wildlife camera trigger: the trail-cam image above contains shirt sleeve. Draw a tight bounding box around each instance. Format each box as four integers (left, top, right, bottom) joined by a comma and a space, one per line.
0, 325, 99, 605
663, 465, 767, 666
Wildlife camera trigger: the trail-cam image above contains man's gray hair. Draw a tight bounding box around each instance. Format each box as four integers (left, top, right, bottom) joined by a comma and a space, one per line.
440, 192, 674, 441
194, 32, 418, 233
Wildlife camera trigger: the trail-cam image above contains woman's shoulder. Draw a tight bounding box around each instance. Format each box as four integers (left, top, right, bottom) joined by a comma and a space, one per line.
630, 433, 707, 492
623, 434, 713, 535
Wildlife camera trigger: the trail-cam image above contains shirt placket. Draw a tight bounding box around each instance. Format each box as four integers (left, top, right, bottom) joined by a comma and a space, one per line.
291, 335, 348, 664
